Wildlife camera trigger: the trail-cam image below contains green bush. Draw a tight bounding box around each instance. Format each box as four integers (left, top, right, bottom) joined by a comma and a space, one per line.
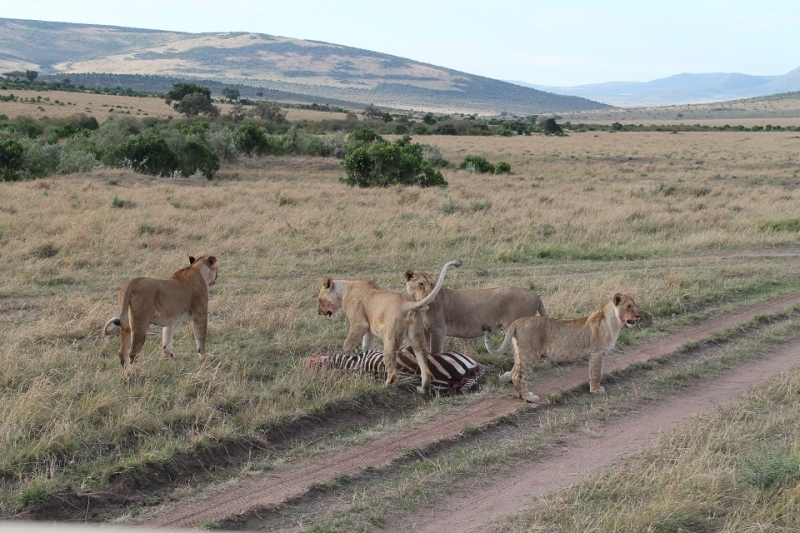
112, 133, 181, 177
58, 150, 101, 175
234, 123, 282, 156
542, 118, 564, 136
0, 138, 25, 180
495, 161, 512, 174
459, 155, 495, 174
340, 135, 447, 188
180, 140, 219, 179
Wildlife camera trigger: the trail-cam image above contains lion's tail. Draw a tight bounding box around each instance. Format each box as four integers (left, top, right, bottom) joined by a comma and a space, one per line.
538, 298, 548, 318
483, 322, 516, 356
410, 259, 461, 311
103, 317, 122, 336
104, 285, 133, 336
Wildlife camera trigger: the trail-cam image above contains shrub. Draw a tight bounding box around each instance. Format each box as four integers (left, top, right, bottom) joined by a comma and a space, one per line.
58, 149, 101, 175
112, 133, 181, 177
459, 155, 495, 174
234, 123, 282, 156
340, 135, 447, 188
180, 140, 219, 179
541, 118, 564, 136
0, 138, 25, 180
495, 161, 512, 174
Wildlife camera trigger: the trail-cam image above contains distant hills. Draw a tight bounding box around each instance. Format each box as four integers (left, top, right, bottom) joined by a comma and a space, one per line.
512, 68, 800, 107
0, 18, 609, 115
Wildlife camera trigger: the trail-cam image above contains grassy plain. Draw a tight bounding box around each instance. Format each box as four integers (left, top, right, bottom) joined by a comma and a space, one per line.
0, 88, 349, 123
2, 117, 800, 524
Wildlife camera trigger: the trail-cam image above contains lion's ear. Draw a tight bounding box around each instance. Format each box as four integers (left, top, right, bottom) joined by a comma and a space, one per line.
207, 256, 217, 266
614, 293, 624, 305
189, 256, 196, 265
404, 269, 415, 281
322, 276, 334, 290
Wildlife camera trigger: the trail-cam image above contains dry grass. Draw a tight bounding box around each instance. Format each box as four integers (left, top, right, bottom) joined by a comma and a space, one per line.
488, 323, 800, 533
0, 89, 352, 124
556, 92, 800, 126
1, 130, 800, 515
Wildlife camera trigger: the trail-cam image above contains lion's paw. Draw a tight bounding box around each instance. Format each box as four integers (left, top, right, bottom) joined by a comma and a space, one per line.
525, 392, 541, 403
499, 371, 512, 382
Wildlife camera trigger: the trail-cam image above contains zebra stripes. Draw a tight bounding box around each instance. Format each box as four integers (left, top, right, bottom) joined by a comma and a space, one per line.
309, 347, 485, 394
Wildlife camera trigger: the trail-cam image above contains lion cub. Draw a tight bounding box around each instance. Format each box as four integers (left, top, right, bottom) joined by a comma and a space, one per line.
318, 259, 461, 393
103, 255, 219, 368
484, 293, 641, 402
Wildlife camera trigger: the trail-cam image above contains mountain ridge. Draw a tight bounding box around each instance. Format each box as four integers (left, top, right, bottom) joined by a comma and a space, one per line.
513, 69, 800, 107
0, 17, 608, 115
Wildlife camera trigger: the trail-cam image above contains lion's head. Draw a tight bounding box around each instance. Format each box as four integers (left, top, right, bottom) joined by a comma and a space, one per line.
613, 293, 641, 328
404, 269, 436, 302
318, 276, 342, 318
189, 255, 219, 288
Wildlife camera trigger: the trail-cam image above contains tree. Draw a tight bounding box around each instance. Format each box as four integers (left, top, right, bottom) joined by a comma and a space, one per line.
228, 103, 247, 123
362, 104, 385, 121
250, 102, 286, 123
165, 83, 219, 118
541, 118, 564, 136
2, 71, 26, 80
0, 138, 25, 181
25, 70, 38, 83
221, 87, 240, 102
175, 92, 219, 118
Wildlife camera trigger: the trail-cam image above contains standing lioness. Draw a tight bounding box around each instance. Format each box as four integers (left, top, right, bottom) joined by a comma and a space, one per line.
484, 293, 641, 402
318, 260, 461, 393
405, 268, 547, 353
103, 255, 219, 368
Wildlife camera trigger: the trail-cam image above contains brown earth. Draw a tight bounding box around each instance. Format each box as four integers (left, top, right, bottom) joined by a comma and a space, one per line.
128, 291, 800, 531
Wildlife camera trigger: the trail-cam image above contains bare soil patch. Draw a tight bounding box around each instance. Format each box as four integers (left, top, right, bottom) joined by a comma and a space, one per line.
120, 291, 800, 530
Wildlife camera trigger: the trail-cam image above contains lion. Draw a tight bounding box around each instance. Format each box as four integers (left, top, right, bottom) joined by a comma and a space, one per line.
103, 255, 219, 368
318, 259, 461, 393
483, 293, 641, 403
404, 269, 547, 354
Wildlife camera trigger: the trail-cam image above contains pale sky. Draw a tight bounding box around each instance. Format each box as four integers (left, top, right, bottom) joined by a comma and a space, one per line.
2, 0, 799, 86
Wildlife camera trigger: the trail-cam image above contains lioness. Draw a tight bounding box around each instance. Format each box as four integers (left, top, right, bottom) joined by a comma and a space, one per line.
318, 259, 461, 393
483, 293, 641, 402
404, 269, 547, 354
103, 255, 219, 368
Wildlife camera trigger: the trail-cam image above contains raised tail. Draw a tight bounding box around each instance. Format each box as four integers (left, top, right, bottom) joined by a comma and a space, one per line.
409, 259, 461, 311
103, 316, 122, 336
483, 322, 515, 356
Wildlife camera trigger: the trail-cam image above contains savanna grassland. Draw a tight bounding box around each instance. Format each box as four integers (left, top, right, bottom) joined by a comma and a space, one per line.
3, 117, 800, 529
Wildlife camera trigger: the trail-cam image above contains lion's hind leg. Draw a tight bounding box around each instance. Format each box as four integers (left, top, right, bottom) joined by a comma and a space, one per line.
511, 338, 540, 403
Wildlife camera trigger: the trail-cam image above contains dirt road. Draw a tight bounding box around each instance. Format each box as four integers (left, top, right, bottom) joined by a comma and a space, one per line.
138, 291, 800, 530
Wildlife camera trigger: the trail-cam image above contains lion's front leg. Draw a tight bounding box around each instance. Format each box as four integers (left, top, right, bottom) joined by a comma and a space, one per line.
588, 352, 605, 394
362, 331, 375, 351
162, 325, 175, 358
343, 323, 369, 355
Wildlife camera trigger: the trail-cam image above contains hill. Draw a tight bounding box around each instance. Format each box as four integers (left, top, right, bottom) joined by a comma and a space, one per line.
515, 69, 800, 107
0, 18, 610, 115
